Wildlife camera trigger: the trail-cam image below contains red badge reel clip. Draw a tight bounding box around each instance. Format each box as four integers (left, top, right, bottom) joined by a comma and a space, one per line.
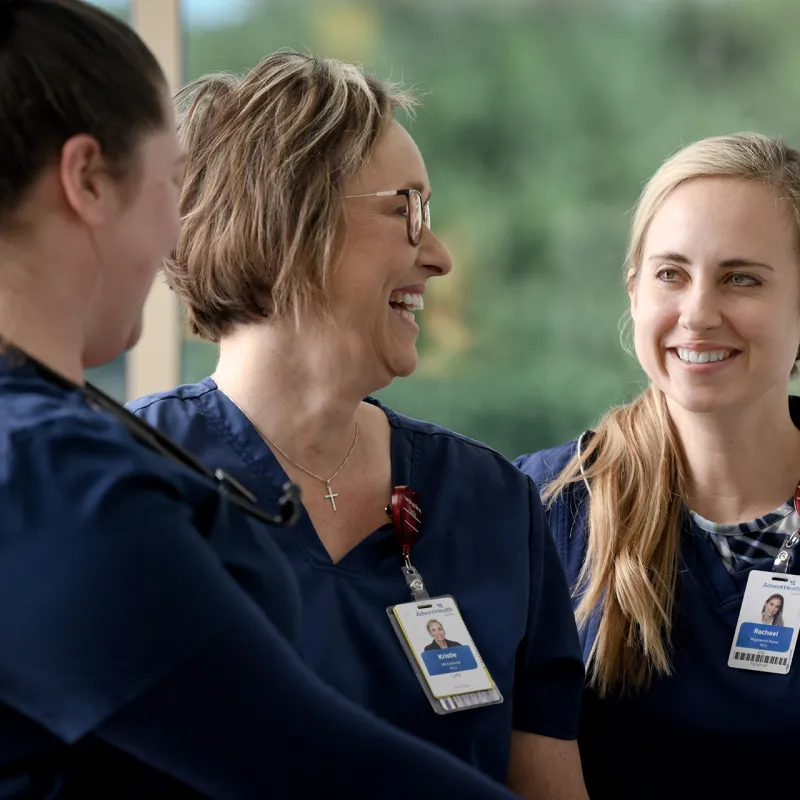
388, 486, 429, 600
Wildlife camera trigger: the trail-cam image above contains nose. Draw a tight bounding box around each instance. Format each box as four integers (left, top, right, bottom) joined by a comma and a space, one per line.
679, 280, 722, 332
417, 227, 453, 277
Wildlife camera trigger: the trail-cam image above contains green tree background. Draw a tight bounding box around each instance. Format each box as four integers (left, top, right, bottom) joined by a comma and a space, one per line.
103, 0, 800, 458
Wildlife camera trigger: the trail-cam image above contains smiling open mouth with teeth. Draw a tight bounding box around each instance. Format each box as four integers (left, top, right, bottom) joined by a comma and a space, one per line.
389, 290, 424, 324
675, 348, 734, 364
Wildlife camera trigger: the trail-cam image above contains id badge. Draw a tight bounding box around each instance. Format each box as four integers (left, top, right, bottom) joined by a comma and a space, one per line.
387, 595, 503, 714
728, 570, 800, 674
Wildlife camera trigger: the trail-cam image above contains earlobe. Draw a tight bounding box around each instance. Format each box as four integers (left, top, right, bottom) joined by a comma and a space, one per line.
59, 135, 111, 227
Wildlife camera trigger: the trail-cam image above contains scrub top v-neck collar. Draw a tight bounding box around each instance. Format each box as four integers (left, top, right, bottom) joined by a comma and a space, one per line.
197, 377, 420, 576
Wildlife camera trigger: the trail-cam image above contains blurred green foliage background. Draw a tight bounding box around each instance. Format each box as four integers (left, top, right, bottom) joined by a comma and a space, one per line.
93, 0, 800, 457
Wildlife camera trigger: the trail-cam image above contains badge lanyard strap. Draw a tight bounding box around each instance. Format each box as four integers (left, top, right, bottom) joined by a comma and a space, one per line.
772, 480, 800, 574
387, 485, 430, 601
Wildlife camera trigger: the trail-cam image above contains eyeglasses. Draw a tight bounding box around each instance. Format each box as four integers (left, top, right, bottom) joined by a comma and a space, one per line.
345, 189, 431, 246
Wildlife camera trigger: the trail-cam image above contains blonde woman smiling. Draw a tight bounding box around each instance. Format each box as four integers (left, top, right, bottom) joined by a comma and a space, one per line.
517, 133, 800, 799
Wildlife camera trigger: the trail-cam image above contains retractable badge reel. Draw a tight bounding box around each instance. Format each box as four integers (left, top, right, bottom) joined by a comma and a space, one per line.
728, 481, 800, 674
385, 486, 503, 714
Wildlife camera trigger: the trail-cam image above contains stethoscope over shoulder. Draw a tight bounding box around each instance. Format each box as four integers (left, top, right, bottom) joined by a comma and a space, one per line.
6, 347, 301, 532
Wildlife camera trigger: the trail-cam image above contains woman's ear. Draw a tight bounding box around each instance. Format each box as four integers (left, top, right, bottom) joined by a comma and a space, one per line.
59, 134, 117, 227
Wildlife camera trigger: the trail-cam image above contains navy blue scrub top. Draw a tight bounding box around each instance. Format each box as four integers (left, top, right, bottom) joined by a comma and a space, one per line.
128, 378, 585, 783
518, 437, 800, 800
0, 358, 528, 800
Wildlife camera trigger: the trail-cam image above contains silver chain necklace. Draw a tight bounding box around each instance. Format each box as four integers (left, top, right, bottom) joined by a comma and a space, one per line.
219, 390, 359, 512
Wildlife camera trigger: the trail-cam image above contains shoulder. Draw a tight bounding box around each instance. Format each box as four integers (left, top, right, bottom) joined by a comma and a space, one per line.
2, 373, 148, 463
0, 374, 214, 533
514, 435, 593, 579
373, 401, 553, 572
125, 379, 226, 446
374, 398, 530, 488
0, 363, 105, 441
126, 378, 216, 418
513, 439, 581, 493
377, 398, 500, 456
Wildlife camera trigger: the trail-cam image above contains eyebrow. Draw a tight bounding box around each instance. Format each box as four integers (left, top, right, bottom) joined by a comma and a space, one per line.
407, 181, 432, 202
647, 252, 774, 271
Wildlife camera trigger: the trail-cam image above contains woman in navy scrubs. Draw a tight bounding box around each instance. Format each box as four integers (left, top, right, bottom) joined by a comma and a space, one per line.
127, 51, 588, 798
516, 133, 800, 799
0, 3, 552, 798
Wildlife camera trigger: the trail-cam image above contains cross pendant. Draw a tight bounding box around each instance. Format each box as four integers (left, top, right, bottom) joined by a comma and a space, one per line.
324, 481, 339, 512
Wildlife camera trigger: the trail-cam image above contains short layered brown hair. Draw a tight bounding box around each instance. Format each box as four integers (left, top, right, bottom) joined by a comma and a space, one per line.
169, 51, 417, 341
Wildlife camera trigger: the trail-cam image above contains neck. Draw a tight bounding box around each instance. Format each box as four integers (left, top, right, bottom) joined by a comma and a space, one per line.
668, 392, 800, 522
0, 254, 85, 384
214, 322, 371, 473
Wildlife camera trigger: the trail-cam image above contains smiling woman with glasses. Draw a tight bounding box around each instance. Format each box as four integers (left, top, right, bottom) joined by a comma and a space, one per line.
127, 50, 588, 799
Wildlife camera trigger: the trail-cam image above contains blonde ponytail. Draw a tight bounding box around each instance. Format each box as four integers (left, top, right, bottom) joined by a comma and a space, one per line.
544, 387, 686, 694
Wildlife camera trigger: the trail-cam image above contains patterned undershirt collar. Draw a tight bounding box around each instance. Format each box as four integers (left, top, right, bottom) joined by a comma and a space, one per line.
691, 499, 799, 574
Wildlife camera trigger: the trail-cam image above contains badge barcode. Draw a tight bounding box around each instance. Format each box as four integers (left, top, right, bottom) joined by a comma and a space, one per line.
439, 688, 502, 711
734, 651, 788, 666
